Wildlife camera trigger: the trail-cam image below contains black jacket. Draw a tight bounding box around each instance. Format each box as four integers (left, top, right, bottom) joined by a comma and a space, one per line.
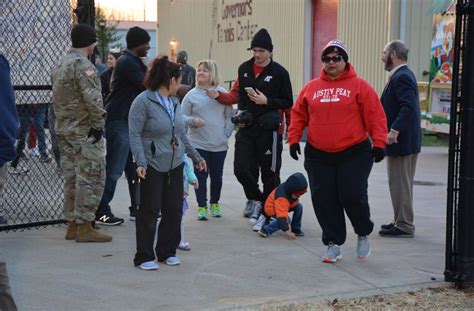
381, 66, 421, 156
237, 58, 293, 130
105, 50, 146, 123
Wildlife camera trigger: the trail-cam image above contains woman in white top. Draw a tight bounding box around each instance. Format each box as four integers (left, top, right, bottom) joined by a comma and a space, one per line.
181, 60, 234, 220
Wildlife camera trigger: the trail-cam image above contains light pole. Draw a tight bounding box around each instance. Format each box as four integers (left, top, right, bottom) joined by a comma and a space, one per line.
98, 18, 106, 61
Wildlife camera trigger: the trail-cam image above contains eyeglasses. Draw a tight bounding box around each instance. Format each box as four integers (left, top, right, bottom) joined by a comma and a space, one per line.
322, 55, 343, 63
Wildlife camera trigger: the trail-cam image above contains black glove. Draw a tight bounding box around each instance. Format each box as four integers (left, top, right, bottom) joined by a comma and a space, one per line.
373, 147, 385, 163
87, 128, 103, 144
290, 143, 301, 160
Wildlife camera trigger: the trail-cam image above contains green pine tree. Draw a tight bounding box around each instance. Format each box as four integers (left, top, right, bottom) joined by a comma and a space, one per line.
95, 7, 122, 59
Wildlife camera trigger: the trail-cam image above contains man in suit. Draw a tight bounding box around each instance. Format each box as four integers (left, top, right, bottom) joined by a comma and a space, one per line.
379, 40, 421, 238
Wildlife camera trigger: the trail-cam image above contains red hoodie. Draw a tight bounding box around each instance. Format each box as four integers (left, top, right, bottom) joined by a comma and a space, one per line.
288, 64, 387, 152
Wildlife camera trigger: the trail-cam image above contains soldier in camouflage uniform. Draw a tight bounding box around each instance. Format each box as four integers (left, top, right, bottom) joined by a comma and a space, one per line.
52, 24, 112, 242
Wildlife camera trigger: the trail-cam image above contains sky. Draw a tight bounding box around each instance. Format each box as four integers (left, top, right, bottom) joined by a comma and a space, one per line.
95, 0, 157, 21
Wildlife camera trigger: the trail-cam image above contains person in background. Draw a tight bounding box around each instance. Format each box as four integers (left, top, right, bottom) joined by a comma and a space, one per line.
288, 39, 387, 263
96, 26, 150, 225
52, 24, 112, 243
0, 53, 19, 310
257, 172, 307, 240
181, 60, 233, 220
100, 50, 122, 102
379, 40, 421, 238
177, 51, 196, 88
94, 47, 107, 74
129, 56, 206, 270
211, 79, 291, 222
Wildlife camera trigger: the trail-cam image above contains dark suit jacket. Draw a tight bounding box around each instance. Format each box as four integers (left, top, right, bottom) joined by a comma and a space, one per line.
381, 65, 421, 156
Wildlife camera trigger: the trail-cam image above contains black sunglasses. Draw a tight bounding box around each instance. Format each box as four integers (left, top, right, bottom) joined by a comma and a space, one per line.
322, 55, 343, 63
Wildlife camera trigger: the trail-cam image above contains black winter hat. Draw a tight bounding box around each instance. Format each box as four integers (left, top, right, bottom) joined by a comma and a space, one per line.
248, 28, 273, 52
71, 24, 97, 48
126, 26, 150, 49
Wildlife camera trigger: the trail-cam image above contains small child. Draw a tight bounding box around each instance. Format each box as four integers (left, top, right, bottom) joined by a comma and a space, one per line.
179, 153, 199, 250
258, 172, 308, 239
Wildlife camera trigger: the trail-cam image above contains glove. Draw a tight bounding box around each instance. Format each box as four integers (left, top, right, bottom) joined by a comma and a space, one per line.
290, 143, 301, 160
87, 128, 103, 144
373, 147, 385, 163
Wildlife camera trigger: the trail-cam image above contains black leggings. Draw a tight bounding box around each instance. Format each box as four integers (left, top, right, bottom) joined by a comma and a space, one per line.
134, 164, 184, 265
304, 141, 374, 246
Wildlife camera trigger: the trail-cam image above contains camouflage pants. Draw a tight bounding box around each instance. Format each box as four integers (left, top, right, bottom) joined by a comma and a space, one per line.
58, 135, 105, 223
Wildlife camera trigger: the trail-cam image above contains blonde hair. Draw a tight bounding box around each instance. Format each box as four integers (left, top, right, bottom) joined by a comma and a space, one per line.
196, 60, 220, 86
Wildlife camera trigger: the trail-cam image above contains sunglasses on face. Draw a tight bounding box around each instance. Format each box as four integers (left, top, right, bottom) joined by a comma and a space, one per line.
322, 55, 343, 63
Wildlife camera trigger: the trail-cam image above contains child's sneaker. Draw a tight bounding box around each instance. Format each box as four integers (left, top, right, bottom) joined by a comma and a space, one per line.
258, 228, 269, 238
292, 229, 304, 237
178, 241, 191, 251
210, 203, 222, 217
322, 243, 342, 263
197, 207, 208, 220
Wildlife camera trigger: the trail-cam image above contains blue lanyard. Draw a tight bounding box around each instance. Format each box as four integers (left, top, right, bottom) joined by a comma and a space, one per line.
155, 92, 175, 124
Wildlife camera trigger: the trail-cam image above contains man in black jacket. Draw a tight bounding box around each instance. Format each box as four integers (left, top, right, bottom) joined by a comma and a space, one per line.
96, 26, 150, 225
233, 28, 293, 229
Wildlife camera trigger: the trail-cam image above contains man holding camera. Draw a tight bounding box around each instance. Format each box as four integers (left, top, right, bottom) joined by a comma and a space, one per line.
233, 28, 293, 227
52, 24, 112, 242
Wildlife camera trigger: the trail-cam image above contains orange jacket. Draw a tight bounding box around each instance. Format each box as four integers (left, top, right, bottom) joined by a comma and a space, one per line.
264, 173, 307, 231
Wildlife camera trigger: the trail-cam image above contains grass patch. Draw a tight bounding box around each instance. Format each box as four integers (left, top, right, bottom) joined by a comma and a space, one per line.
422, 129, 449, 147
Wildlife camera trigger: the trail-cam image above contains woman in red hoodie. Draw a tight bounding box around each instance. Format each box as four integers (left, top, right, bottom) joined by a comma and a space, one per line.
288, 40, 387, 263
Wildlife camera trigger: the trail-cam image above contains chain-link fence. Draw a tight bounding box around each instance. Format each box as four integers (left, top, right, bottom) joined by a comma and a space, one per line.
0, 0, 80, 231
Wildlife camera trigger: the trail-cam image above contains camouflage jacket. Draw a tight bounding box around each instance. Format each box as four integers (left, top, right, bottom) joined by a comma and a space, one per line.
52, 49, 106, 137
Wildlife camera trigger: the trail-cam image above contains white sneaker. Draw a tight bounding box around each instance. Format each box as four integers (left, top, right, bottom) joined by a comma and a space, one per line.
252, 214, 266, 232
249, 201, 262, 225
322, 243, 342, 263
356, 235, 371, 260
243, 200, 255, 218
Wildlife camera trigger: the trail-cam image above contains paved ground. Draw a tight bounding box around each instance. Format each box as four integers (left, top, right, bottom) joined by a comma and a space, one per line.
1, 140, 450, 310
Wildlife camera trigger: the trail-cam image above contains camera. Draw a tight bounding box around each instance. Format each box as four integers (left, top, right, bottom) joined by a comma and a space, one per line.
231, 110, 253, 126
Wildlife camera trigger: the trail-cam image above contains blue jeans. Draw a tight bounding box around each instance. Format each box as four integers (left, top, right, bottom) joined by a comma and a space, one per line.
11, 104, 48, 167
97, 120, 130, 216
48, 105, 60, 166
263, 203, 303, 235
194, 149, 227, 207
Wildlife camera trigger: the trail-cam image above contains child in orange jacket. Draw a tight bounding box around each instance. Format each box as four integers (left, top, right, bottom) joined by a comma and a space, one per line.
258, 172, 308, 239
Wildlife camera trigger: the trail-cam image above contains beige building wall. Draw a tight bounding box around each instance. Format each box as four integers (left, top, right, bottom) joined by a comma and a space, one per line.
337, 0, 434, 94
157, 0, 308, 93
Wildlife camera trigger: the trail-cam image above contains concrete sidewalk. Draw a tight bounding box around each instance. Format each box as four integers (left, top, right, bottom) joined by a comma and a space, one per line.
1, 142, 449, 310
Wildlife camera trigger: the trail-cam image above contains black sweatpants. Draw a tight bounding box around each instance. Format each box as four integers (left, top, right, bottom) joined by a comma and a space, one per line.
234, 128, 282, 204
304, 140, 374, 246
134, 164, 184, 266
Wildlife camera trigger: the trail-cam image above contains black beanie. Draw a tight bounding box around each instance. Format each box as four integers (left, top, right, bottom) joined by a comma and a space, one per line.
248, 28, 273, 52
71, 24, 96, 48
126, 27, 151, 49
